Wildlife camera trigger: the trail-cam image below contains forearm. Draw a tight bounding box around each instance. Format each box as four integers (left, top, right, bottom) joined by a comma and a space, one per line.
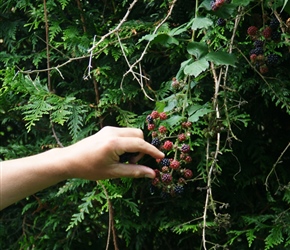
0, 148, 68, 210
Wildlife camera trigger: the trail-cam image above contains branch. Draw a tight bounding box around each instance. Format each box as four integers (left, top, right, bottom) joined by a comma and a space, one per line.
265, 141, 290, 190
43, 0, 51, 91
87, 0, 139, 53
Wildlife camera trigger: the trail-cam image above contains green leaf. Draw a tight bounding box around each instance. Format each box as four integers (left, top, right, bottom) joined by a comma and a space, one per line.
187, 41, 208, 59
191, 17, 213, 30
166, 115, 183, 127
205, 51, 237, 66
184, 57, 209, 77
188, 106, 212, 122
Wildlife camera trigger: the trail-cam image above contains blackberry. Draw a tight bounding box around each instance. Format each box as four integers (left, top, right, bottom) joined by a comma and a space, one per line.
160, 158, 170, 167
263, 27, 272, 39
151, 138, 161, 148
254, 40, 264, 48
253, 47, 264, 55
161, 173, 172, 184
181, 144, 190, 153
269, 17, 279, 30
217, 18, 226, 27
146, 115, 154, 124
267, 54, 279, 66
247, 26, 258, 36
174, 185, 185, 195
159, 112, 167, 120
163, 140, 173, 150
271, 30, 281, 41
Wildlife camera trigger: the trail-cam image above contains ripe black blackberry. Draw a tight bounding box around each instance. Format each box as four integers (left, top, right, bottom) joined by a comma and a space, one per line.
217, 18, 226, 26
253, 47, 264, 55
271, 30, 281, 41
181, 144, 190, 153
269, 17, 279, 30
151, 138, 161, 148
254, 40, 264, 48
160, 158, 170, 167
267, 54, 279, 66
174, 185, 185, 195
146, 115, 154, 124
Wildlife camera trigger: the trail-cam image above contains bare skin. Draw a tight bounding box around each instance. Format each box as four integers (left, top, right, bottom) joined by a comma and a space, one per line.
0, 126, 164, 210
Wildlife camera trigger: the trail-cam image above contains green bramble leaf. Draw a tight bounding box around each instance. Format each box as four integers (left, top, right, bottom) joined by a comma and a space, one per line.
184, 57, 209, 77
187, 41, 208, 59
191, 17, 213, 30
205, 51, 237, 66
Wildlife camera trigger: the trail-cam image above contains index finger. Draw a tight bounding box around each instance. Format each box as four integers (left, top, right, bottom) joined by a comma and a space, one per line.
115, 137, 164, 160
101, 126, 144, 139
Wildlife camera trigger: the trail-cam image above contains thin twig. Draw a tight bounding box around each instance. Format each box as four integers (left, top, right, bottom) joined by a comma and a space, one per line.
265, 142, 290, 190
43, 0, 51, 91
97, 181, 119, 250
87, 0, 139, 53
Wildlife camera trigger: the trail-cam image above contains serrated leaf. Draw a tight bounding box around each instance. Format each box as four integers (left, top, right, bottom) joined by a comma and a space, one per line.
205, 51, 236, 66
188, 107, 212, 122
187, 42, 208, 59
191, 17, 213, 30
166, 115, 183, 127
184, 57, 209, 77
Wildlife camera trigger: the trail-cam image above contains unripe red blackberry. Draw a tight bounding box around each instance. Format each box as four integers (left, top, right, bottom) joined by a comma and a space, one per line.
170, 160, 180, 170
151, 110, 159, 119
185, 155, 192, 163
250, 54, 257, 62
163, 140, 173, 150
181, 144, 190, 153
178, 133, 186, 142
185, 121, 192, 128
171, 77, 180, 89
178, 177, 186, 184
152, 177, 160, 186
151, 138, 161, 148
158, 125, 167, 134
247, 26, 258, 36
161, 173, 172, 184
159, 112, 167, 120
154, 169, 160, 177
160, 158, 170, 167
262, 27, 272, 39
259, 64, 268, 74
148, 123, 155, 131
216, 0, 225, 6
184, 169, 193, 179
210, 1, 218, 11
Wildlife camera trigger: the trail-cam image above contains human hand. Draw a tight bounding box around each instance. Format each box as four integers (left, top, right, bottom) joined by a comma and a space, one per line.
62, 126, 164, 180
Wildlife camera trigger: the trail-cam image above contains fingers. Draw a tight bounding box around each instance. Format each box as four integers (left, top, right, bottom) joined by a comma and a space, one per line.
113, 137, 164, 160
101, 126, 144, 139
111, 163, 156, 179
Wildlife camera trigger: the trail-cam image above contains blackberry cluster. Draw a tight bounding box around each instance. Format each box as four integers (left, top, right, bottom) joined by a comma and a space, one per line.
146, 111, 194, 198
247, 15, 282, 74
